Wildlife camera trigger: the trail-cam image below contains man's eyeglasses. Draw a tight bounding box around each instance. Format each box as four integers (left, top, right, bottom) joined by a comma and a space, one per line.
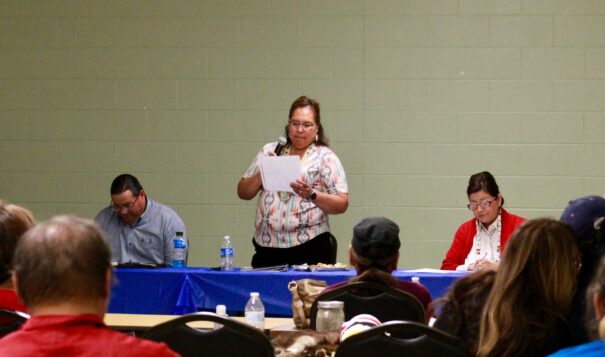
289, 120, 315, 130
110, 194, 140, 212
467, 199, 496, 211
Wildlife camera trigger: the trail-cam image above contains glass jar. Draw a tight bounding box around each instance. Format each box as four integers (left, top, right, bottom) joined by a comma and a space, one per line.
315, 301, 345, 332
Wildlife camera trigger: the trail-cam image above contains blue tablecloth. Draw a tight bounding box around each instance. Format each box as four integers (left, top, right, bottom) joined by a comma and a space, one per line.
108, 267, 467, 316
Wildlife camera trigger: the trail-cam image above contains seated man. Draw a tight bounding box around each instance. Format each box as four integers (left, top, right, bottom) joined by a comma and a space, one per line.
95, 173, 186, 266
322, 217, 433, 319
0, 215, 177, 356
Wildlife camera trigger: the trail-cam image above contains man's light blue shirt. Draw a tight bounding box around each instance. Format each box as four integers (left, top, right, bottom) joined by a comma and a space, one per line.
95, 198, 186, 265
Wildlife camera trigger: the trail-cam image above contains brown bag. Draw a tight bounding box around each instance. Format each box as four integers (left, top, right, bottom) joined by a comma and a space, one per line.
288, 279, 327, 329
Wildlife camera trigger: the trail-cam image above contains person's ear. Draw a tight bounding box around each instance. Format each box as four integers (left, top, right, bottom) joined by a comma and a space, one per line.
348, 245, 355, 267
12, 272, 21, 301
103, 268, 113, 299
390, 251, 400, 272
594, 292, 605, 320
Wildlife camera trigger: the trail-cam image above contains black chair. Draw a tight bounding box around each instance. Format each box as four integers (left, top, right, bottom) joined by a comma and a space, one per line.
335, 320, 472, 357
328, 233, 338, 264
0, 308, 29, 337
310, 281, 425, 329
142, 312, 274, 357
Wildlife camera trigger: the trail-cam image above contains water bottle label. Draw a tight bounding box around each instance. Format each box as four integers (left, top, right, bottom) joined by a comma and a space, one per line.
245, 311, 265, 329
220, 247, 234, 257
173, 248, 185, 259
172, 259, 185, 268
174, 238, 186, 249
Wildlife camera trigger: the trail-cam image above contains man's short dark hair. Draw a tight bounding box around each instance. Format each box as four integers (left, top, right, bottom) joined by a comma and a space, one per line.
14, 215, 111, 307
110, 174, 143, 196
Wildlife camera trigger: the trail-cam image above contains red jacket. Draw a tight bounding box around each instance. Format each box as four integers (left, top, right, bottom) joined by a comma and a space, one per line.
440, 209, 526, 270
0, 289, 25, 312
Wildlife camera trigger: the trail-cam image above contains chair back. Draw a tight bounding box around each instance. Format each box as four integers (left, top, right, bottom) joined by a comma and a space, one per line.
0, 308, 29, 337
142, 312, 274, 357
310, 281, 425, 329
335, 320, 472, 357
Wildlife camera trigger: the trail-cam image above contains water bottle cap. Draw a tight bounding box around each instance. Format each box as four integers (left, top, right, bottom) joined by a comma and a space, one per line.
224, 235, 230, 239
176, 231, 183, 237
250, 292, 259, 297
216, 304, 227, 315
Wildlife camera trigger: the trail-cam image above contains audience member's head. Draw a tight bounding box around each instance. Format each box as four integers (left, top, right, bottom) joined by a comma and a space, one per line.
13, 215, 112, 314
560, 195, 605, 253
0, 202, 35, 286
109, 174, 147, 225
433, 270, 496, 353
584, 255, 605, 339
477, 218, 579, 357
560, 195, 605, 342
349, 217, 400, 274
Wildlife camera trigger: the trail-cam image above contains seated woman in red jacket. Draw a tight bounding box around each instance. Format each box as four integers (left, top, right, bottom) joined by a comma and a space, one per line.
441, 171, 525, 271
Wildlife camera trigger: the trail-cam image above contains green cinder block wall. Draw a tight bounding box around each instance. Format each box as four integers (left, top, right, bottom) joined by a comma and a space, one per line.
1, 0, 604, 268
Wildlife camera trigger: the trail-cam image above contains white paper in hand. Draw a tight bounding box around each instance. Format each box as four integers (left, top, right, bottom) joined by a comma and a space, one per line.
259, 155, 300, 192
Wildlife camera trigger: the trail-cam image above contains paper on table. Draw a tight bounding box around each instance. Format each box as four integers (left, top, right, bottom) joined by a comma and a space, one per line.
259, 155, 300, 192
403, 268, 463, 273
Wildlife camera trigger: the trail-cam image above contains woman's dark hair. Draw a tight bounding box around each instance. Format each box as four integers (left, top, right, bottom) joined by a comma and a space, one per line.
284, 95, 329, 147
467, 171, 504, 205
349, 267, 398, 288
433, 270, 496, 354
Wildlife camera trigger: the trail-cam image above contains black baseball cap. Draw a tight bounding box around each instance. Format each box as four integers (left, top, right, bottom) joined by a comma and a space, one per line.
351, 217, 401, 261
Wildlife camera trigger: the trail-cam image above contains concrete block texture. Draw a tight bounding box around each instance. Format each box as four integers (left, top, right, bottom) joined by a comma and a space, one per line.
1, 0, 605, 269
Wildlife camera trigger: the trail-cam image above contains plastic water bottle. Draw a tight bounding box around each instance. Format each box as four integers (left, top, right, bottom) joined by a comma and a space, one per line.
172, 231, 187, 268
245, 292, 265, 330
220, 235, 234, 271
214, 304, 228, 329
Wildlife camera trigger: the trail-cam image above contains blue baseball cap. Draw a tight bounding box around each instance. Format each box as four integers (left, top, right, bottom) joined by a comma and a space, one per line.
560, 195, 605, 243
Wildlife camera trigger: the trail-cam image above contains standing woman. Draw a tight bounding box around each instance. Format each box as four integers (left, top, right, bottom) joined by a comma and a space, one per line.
476, 218, 579, 357
238, 96, 349, 268
441, 171, 525, 271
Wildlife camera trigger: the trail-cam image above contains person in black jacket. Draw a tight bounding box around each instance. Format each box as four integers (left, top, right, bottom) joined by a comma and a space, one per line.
560, 195, 605, 343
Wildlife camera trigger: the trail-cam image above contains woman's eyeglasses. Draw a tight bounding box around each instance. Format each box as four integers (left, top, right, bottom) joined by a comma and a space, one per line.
467, 199, 495, 211
289, 120, 315, 130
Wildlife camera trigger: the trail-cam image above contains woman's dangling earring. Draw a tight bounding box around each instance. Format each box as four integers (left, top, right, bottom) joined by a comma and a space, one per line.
315, 134, 318, 142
